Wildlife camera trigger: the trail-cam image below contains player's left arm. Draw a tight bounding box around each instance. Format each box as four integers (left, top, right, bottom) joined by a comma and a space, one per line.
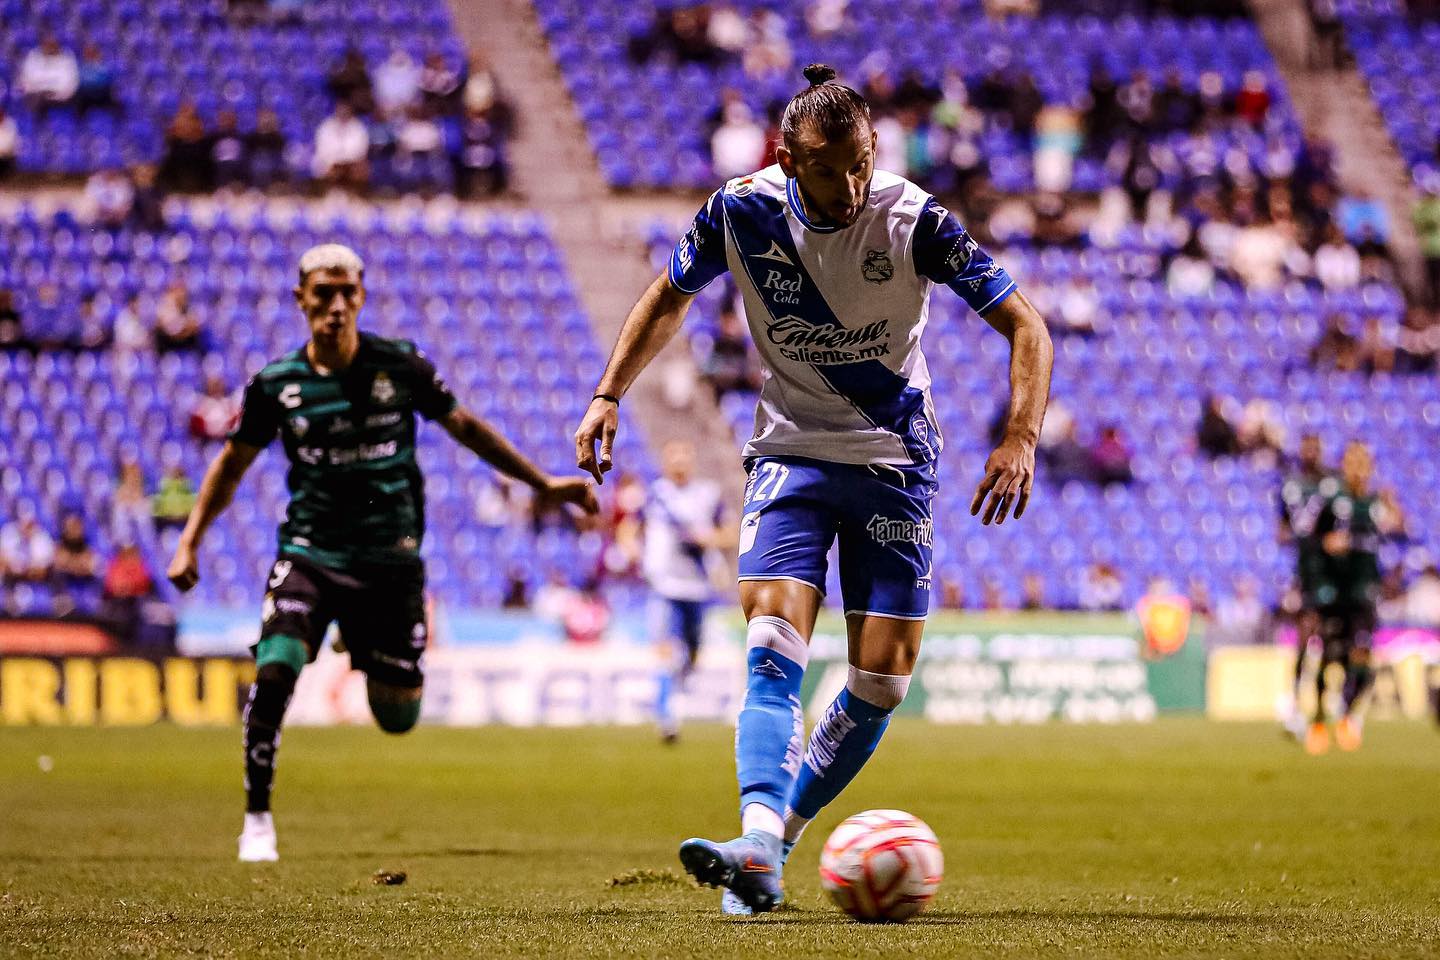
439, 406, 598, 515
971, 291, 1053, 525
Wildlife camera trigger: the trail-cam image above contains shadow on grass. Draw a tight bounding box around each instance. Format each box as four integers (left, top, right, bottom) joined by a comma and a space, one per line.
731, 908, 1278, 928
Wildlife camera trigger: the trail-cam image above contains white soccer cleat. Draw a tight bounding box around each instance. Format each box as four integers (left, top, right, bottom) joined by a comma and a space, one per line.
238, 812, 279, 862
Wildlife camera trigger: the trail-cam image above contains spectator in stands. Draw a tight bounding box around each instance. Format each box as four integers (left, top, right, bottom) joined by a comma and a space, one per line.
75, 43, 117, 114
1090, 424, 1134, 486
1167, 233, 1216, 297
1358, 315, 1396, 375
1154, 68, 1198, 134
699, 306, 762, 400
0, 289, 33, 354
1, 506, 55, 585
395, 104, 447, 193
1196, 394, 1239, 457
312, 101, 370, 192
1008, 73, 1044, 142
374, 50, 422, 118
1078, 562, 1124, 611
707, 4, 750, 56
456, 107, 508, 197
939, 576, 966, 610
1407, 565, 1440, 628
711, 98, 766, 180
980, 578, 1008, 611
637, 6, 725, 66
110, 459, 154, 547
1082, 65, 1122, 156
419, 52, 462, 115
328, 46, 375, 116
1313, 223, 1361, 291
1229, 212, 1295, 290
1021, 573, 1046, 611
1237, 399, 1285, 466
51, 511, 99, 597
1117, 70, 1155, 134
210, 110, 249, 191
0, 105, 17, 181
742, 9, 792, 79
112, 294, 150, 358
129, 164, 166, 232
247, 110, 288, 190
1415, 186, 1440, 309
160, 101, 211, 193
1046, 419, 1092, 484
28, 282, 72, 352
561, 578, 610, 645
1233, 70, 1271, 128
101, 541, 154, 645
1307, 0, 1345, 70
1337, 188, 1390, 249
1397, 307, 1440, 373
152, 466, 197, 530
1111, 132, 1162, 221
501, 568, 529, 609
461, 53, 504, 118
19, 34, 79, 118
154, 282, 201, 353
1033, 103, 1080, 193
1053, 275, 1099, 335
1311, 313, 1360, 370
85, 167, 133, 229
189, 375, 237, 442
805, 0, 850, 38
74, 294, 111, 352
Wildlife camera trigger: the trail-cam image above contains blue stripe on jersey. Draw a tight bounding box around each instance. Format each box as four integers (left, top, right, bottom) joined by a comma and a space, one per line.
722, 191, 937, 464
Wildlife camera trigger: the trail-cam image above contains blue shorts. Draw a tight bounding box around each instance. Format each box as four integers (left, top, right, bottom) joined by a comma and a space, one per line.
652, 596, 707, 656
736, 456, 937, 620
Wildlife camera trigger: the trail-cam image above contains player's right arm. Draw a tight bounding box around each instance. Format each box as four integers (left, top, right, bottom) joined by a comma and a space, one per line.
167, 440, 263, 592
574, 191, 728, 484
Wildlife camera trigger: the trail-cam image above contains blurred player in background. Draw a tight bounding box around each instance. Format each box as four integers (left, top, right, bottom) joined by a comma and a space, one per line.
1278, 433, 1335, 739
1304, 441, 1383, 754
643, 439, 732, 743
167, 244, 597, 861
574, 64, 1052, 913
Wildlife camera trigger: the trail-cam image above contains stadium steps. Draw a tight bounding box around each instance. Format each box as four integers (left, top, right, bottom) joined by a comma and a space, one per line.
1248, 0, 1426, 301
443, 0, 747, 502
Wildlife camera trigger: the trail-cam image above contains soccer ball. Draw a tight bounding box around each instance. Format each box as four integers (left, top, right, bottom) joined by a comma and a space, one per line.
818, 809, 943, 922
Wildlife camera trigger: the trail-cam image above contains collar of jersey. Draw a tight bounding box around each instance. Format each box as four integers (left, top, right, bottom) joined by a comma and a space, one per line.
785, 178, 841, 234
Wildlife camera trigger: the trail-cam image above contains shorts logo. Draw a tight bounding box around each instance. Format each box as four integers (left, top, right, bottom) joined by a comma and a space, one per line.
371, 372, 396, 404
268, 561, 292, 589
738, 510, 762, 555
866, 513, 933, 548
862, 249, 894, 284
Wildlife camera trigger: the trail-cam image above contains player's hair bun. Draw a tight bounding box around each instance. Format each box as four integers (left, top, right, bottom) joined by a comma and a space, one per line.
803, 63, 838, 86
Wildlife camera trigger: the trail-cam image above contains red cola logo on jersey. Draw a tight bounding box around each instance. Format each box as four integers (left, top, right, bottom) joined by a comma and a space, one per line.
765, 314, 890, 365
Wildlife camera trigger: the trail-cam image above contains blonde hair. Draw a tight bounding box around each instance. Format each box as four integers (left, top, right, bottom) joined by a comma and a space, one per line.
297, 243, 365, 284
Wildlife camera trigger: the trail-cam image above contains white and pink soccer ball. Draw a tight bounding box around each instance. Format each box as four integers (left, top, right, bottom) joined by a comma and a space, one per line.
818, 809, 944, 922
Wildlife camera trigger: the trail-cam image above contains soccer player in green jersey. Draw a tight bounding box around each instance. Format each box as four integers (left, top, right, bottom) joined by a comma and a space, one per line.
1304, 441, 1384, 754
1277, 433, 1337, 738
166, 244, 598, 861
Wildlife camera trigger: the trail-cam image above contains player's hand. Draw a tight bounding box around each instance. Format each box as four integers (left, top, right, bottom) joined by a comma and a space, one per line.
167, 542, 200, 593
970, 435, 1036, 525
539, 476, 600, 516
574, 396, 619, 484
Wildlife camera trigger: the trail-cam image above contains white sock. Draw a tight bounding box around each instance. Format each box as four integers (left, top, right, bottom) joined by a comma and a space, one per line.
782, 807, 810, 845
243, 811, 274, 833
741, 802, 784, 840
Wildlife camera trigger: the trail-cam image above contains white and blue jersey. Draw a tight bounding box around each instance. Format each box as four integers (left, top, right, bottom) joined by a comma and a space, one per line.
670, 165, 1016, 467
644, 477, 724, 653
670, 166, 1020, 619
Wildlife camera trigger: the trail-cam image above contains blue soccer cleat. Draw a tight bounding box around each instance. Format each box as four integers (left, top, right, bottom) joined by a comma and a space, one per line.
720, 839, 794, 915
679, 831, 785, 913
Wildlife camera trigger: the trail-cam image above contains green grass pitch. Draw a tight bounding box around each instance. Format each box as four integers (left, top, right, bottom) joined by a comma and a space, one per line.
3, 719, 1439, 958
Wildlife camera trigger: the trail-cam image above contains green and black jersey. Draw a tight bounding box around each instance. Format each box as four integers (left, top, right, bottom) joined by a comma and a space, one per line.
1278, 470, 1338, 607
230, 332, 459, 572
1311, 483, 1384, 612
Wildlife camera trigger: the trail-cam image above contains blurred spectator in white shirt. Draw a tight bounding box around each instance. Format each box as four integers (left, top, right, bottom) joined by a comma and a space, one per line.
85, 168, 134, 229
19, 34, 79, 115
1, 509, 55, 584
711, 100, 766, 180
312, 102, 370, 189
374, 50, 422, 118
1314, 224, 1361, 291
806, 0, 850, 37
0, 106, 18, 180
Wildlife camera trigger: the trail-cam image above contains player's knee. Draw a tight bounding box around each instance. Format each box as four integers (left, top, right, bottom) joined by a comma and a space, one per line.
367, 682, 422, 734
845, 665, 911, 712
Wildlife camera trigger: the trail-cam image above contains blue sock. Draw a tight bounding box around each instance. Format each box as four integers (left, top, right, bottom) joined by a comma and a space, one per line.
735, 617, 808, 819
786, 671, 907, 822
656, 669, 677, 733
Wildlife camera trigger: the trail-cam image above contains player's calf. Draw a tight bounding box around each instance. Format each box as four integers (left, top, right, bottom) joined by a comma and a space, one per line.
367, 680, 422, 734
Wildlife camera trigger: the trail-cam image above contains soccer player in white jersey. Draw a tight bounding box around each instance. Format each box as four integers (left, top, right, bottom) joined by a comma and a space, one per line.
644, 439, 731, 743
574, 64, 1053, 913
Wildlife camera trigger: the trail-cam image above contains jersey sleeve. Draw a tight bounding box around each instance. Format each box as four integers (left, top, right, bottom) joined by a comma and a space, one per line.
913, 198, 1017, 316
228, 375, 279, 448
668, 190, 729, 294
405, 345, 460, 421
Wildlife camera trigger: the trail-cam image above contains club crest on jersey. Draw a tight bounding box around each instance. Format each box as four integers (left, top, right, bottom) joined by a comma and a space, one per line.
862, 249, 894, 284
371, 372, 396, 404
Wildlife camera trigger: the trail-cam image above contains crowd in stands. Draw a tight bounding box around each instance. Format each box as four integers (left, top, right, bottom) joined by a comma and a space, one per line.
0, 29, 513, 199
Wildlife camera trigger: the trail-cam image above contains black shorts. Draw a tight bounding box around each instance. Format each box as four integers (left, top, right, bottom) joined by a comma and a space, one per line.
1319, 604, 1376, 661
258, 555, 428, 688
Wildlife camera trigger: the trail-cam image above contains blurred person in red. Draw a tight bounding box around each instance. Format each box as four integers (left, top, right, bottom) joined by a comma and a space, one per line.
190, 375, 239, 442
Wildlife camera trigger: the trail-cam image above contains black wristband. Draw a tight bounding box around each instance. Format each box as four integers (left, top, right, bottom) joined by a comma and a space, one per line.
593, 393, 620, 405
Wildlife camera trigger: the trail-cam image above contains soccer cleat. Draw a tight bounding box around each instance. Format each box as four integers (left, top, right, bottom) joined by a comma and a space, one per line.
721, 839, 794, 915
1304, 721, 1331, 756
1282, 709, 1307, 741
679, 831, 785, 913
238, 812, 279, 862
1335, 715, 1363, 752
